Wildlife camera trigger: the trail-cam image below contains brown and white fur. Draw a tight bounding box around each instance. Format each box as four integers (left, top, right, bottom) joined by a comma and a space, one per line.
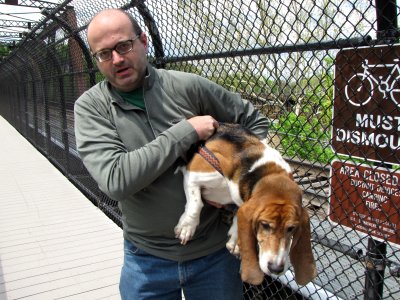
174, 123, 316, 286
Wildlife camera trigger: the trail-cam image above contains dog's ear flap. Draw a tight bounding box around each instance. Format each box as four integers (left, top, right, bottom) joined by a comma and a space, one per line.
290, 207, 317, 285
237, 201, 264, 285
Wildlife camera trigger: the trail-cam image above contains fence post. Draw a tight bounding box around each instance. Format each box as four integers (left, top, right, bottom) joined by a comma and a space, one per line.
362, 2, 396, 299
375, 0, 398, 42
364, 238, 387, 300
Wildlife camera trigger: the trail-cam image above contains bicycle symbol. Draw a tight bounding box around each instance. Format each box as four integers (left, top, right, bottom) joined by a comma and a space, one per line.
344, 58, 400, 107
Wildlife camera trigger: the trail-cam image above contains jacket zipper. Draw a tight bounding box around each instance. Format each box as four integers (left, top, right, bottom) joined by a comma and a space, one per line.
143, 89, 156, 138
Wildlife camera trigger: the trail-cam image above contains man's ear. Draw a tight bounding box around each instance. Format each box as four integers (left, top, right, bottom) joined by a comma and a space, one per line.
290, 207, 317, 285
140, 32, 149, 53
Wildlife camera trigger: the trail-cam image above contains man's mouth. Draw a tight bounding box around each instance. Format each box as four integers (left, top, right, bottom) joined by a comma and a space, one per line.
116, 67, 130, 76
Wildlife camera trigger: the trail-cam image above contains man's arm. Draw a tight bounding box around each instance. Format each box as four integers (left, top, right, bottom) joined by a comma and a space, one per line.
74, 93, 215, 201
178, 73, 269, 138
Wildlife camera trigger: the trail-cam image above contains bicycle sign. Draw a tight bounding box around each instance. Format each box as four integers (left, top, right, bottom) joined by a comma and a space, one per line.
344, 58, 400, 107
332, 44, 400, 165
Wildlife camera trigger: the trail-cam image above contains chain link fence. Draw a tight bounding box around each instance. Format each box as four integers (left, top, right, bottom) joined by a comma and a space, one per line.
0, 0, 399, 299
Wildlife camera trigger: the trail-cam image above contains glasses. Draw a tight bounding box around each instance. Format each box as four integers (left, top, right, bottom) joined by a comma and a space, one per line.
92, 35, 140, 62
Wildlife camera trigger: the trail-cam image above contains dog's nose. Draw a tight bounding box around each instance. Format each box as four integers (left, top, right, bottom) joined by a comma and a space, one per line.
268, 262, 284, 274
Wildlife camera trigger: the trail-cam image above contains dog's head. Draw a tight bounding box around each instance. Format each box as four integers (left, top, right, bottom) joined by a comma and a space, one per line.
238, 173, 317, 285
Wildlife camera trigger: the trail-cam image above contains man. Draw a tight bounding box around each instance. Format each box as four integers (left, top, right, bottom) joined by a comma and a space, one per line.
74, 8, 269, 299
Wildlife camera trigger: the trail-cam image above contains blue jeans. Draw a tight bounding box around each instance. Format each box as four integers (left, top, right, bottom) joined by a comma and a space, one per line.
120, 239, 243, 300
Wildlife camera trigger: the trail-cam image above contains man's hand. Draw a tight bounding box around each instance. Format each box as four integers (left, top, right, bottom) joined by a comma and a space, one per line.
187, 116, 219, 140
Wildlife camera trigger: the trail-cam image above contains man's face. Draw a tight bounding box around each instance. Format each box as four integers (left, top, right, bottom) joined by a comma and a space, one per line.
88, 12, 148, 92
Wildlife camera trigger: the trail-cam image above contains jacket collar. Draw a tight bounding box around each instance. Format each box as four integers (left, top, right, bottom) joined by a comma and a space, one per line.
108, 63, 155, 107
143, 63, 155, 91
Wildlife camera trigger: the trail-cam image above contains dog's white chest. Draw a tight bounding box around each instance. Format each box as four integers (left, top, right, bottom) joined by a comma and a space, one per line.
201, 177, 232, 204
183, 170, 242, 206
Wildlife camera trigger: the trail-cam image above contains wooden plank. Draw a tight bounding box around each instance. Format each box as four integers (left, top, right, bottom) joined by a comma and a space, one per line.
0, 116, 123, 299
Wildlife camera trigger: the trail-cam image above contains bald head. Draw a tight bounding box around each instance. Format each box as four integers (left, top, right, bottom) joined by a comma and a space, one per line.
87, 9, 142, 50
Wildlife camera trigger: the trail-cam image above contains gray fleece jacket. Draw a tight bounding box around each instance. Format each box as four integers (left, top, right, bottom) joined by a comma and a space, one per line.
74, 64, 269, 261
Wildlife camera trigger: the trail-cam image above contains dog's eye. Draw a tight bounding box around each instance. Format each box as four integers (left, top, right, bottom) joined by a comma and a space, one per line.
260, 222, 271, 230
287, 226, 296, 234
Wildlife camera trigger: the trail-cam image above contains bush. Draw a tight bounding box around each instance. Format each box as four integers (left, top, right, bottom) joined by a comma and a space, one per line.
274, 111, 335, 163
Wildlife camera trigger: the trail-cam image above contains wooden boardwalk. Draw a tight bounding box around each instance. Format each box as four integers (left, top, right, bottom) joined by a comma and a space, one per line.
0, 117, 123, 300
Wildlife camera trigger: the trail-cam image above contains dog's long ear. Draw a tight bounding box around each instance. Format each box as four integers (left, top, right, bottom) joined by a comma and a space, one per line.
237, 201, 264, 285
290, 207, 317, 285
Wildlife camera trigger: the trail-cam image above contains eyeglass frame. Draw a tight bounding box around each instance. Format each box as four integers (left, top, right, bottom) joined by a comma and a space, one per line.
91, 35, 140, 62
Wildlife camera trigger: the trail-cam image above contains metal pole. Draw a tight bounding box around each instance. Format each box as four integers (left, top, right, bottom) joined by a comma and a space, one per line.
375, 0, 399, 43
363, 2, 397, 298
364, 238, 387, 300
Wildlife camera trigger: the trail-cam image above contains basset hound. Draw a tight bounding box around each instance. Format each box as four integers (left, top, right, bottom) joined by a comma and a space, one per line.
174, 123, 317, 286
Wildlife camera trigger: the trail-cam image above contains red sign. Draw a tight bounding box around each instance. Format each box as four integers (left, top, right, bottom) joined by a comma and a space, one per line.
329, 160, 400, 245
332, 44, 400, 164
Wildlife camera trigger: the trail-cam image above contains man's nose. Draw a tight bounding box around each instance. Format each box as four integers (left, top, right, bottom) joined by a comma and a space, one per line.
112, 50, 124, 64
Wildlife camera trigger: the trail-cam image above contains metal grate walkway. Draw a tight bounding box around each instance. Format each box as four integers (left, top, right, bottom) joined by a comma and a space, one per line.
0, 116, 123, 300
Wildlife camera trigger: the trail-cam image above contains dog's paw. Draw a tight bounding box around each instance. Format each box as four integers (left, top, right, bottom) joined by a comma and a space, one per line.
240, 267, 264, 286
226, 218, 239, 255
174, 214, 199, 245
226, 236, 240, 256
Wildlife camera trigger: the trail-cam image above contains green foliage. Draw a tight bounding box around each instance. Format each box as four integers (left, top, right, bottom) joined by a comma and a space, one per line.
273, 56, 336, 164
274, 112, 335, 163
95, 71, 105, 83
0, 44, 12, 58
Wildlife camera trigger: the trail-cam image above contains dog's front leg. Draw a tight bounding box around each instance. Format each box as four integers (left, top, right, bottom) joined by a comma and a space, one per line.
226, 215, 240, 256
174, 180, 203, 245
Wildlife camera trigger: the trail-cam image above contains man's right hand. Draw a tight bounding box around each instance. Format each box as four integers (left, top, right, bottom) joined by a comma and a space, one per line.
187, 116, 219, 140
